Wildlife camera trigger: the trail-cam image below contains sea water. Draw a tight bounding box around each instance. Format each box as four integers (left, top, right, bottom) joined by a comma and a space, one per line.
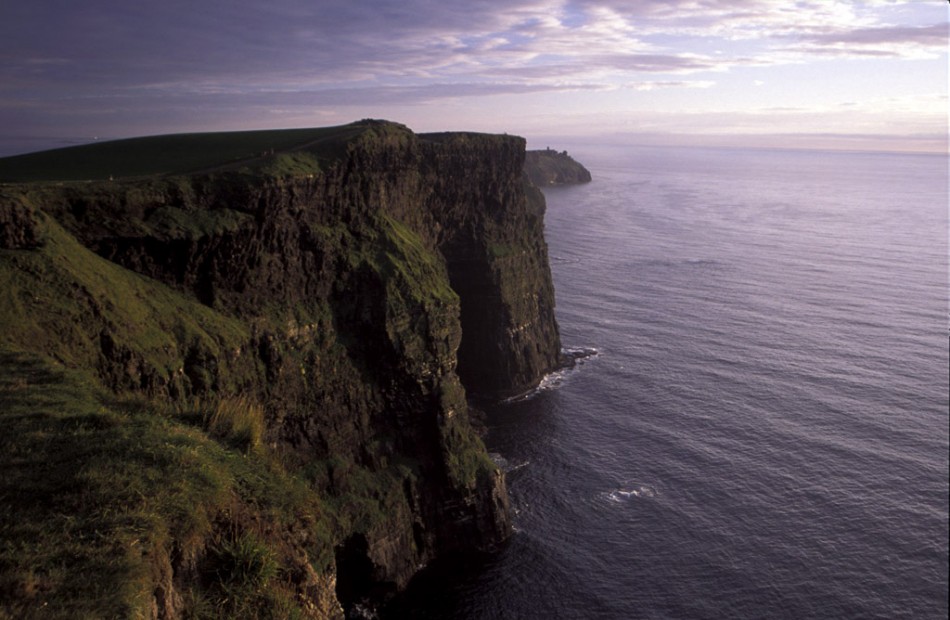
387, 145, 949, 619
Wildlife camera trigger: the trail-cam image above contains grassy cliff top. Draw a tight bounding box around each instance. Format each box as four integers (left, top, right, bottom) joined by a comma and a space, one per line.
0, 120, 410, 184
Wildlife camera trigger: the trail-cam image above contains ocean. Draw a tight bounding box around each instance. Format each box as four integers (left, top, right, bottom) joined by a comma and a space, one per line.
386, 144, 949, 619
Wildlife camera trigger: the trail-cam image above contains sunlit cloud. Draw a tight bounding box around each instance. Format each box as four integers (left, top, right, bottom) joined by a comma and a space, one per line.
787, 23, 949, 59
627, 80, 716, 91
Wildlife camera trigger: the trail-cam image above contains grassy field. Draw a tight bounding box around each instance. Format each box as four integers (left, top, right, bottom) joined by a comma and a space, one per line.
0, 124, 367, 183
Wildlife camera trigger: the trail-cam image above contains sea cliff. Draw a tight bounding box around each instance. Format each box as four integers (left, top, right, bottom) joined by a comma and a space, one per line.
0, 121, 561, 618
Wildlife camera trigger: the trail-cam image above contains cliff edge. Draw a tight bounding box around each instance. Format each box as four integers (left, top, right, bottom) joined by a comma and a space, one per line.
0, 120, 561, 618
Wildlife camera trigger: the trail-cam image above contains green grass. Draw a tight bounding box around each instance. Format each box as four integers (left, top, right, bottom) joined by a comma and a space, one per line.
318, 457, 421, 537
488, 242, 523, 259
201, 396, 266, 455
0, 351, 332, 619
334, 212, 459, 308
441, 411, 499, 489
0, 347, 422, 616
380, 215, 459, 307
0, 205, 336, 616
192, 532, 307, 620
0, 123, 373, 183
139, 204, 253, 240
0, 207, 249, 385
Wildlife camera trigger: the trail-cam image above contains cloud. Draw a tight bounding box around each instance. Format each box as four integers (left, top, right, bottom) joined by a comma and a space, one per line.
627, 80, 716, 91
0, 0, 945, 151
802, 23, 948, 47
1, 0, 740, 109
788, 22, 949, 58
3, 1, 938, 97
570, 0, 947, 60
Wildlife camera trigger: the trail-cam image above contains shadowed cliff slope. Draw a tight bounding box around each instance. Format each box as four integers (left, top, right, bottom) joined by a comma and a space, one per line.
0, 120, 561, 618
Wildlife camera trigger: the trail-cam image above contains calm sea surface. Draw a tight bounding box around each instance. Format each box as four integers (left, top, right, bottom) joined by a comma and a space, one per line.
388, 145, 949, 619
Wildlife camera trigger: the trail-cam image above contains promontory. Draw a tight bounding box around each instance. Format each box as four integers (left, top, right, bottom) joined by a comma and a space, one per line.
523, 148, 592, 186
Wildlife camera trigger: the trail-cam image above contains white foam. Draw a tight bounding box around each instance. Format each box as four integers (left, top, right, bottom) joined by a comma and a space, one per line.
507, 459, 530, 473
488, 452, 508, 469
503, 346, 600, 403
489, 452, 530, 474
563, 345, 600, 359
601, 482, 658, 505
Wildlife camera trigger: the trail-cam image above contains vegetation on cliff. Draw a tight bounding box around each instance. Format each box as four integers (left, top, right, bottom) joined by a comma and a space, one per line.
0, 120, 560, 618
0, 214, 337, 618
0, 126, 362, 183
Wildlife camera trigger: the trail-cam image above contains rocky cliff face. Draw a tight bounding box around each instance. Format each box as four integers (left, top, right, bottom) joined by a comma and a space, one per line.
0, 120, 561, 618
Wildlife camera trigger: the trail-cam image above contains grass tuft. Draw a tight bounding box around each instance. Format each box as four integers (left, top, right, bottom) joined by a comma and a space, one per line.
210, 533, 279, 590
204, 396, 266, 455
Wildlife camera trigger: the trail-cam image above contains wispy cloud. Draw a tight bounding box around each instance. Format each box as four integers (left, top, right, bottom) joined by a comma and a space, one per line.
788, 22, 949, 59
801, 22, 949, 47
627, 80, 716, 91
2, 1, 941, 94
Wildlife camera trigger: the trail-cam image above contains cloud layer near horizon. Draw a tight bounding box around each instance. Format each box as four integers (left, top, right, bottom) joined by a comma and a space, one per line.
1, 0, 946, 153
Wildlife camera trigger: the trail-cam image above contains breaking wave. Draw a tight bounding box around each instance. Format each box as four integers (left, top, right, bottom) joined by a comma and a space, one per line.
600, 482, 658, 505
503, 346, 599, 403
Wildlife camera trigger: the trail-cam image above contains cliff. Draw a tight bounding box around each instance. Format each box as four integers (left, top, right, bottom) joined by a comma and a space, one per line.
523, 148, 592, 186
0, 121, 561, 618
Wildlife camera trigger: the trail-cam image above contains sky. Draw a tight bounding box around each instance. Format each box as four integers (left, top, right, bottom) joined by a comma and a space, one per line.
0, 0, 947, 156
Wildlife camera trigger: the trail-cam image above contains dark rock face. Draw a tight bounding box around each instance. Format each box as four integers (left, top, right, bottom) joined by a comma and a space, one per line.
412, 133, 562, 399
12, 121, 559, 614
524, 148, 592, 186
0, 200, 44, 249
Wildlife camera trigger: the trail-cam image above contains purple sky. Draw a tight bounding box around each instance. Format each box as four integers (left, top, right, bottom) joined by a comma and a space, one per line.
1, 0, 946, 155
